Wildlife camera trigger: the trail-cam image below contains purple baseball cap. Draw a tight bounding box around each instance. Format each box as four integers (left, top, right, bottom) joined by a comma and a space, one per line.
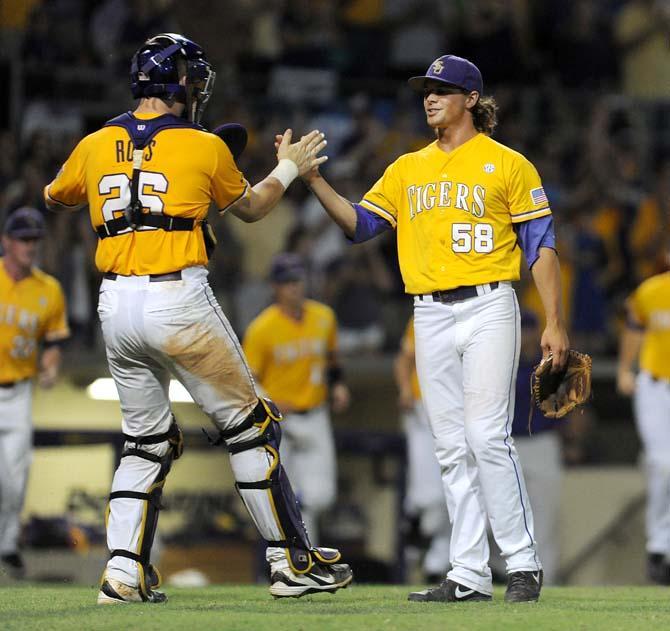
3, 207, 46, 239
408, 55, 483, 94
269, 252, 306, 283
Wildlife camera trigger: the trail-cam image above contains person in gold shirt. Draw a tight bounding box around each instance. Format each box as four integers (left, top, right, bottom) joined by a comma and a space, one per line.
291, 54, 569, 603
618, 243, 670, 584
0, 208, 69, 579
243, 253, 350, 545
44, 33, 351, 603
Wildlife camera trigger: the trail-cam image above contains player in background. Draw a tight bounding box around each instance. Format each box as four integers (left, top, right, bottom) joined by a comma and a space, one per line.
290, 54, 569, 602
617, 243, 670, 584
0, 208, 69, 579
394, 316, 450, 583
243, 253, 350, 545
44, 33, 352, 604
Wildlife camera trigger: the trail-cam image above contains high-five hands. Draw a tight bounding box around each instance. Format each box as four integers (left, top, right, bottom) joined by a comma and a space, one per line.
275, 130, 327, 177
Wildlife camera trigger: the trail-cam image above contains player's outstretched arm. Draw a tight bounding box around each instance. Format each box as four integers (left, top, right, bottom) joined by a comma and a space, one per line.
530, 247, 569, 371
229, 129, 327, 223
274, 133, 357, 238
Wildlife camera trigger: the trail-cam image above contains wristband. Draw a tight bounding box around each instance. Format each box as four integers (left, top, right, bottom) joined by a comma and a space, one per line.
269, 159, 299, 190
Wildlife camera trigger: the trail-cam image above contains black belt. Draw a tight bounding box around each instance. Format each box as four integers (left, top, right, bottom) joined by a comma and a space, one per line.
417, 282, 499, 304
103, 271, 182, 282
0, 381, 17, 388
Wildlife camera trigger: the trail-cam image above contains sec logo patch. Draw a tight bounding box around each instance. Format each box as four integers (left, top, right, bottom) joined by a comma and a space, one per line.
483, 163, 495, 173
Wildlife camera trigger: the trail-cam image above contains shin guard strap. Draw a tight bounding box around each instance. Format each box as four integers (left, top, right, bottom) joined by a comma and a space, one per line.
109, 490, 151, 501
228, 435, 269, 455
236, 479, 273, 489
123, 420, 181, 445
121, 448, 164, 463
110, 549, 142, 562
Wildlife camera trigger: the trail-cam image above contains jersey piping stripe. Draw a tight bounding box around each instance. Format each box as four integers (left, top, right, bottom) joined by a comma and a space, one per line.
359, 199, 397, 227
510, 206, 551, 223
218, 181, 250, 214
45, 185, 84, 208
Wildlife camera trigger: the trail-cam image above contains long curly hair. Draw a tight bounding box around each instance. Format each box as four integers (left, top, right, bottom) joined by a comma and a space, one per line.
469, 96, 498, 136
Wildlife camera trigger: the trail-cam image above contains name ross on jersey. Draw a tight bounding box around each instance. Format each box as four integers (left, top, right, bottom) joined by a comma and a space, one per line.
273, 338, 326, 363
407, 180, 486, 220
115, 140, 156, 163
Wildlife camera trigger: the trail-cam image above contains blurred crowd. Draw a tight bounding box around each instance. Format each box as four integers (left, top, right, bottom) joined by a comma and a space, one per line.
1, 0, 669, 355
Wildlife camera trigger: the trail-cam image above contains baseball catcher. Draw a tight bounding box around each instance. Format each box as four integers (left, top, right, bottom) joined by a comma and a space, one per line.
531, 350, 592, 419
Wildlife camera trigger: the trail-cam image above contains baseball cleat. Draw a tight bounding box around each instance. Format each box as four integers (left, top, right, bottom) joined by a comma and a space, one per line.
269, 562, 353, 598
0, 553, 26, 580
647, 554, 670, 585
408, 579, 492, 602
504, 569, 543, 602
97, 578, 167, 604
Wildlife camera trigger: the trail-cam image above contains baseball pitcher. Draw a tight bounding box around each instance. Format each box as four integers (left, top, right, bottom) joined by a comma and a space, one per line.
44, 33, 351, 604
295, 54, 570, 603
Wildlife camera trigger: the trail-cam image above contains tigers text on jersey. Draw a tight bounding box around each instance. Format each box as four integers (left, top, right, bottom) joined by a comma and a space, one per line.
0, 259, 69, 382
360, 133, 552, 294
401, 317, 422, 401
629, 272, 670, 381
45, 112, 250, 276
243, 300, 337, 411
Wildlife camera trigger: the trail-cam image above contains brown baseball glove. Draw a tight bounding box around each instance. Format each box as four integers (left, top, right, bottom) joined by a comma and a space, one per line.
531, 350, 592, 419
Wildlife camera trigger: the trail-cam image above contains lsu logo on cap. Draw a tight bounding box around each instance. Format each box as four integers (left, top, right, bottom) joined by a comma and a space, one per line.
431, 59, 444, 75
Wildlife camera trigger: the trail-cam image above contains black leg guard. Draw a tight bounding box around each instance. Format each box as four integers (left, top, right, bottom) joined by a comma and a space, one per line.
106, 418, 182, 600
210, 398, 342, 575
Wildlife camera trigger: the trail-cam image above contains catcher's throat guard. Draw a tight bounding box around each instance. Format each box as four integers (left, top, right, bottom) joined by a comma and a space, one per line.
530, 350, 592, 425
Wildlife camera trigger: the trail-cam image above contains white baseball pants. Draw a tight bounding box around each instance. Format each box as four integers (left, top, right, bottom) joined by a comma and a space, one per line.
634, 371, 670, 556
98, 266, 263, 587
0, 381, 33, 555
413, 282, 540, 595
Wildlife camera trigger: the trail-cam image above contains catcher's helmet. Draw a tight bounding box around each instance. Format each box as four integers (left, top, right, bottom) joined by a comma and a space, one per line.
130, 33, 215, 124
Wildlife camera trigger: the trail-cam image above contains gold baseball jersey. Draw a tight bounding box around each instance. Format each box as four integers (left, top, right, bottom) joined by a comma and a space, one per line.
401, 317, 422, 401
45, 112, 249, 276
0, 259, 69, 382
360, 133, 551, 294
628, 272, 670, 380
243, 300, 337, 410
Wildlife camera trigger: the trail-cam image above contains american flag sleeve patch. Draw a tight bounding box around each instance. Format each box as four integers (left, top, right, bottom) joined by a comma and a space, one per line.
530, 187, 548, 205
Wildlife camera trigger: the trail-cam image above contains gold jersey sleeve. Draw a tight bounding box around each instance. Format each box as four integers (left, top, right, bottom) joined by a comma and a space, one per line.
628, 272, 670, 380
400, 317, 421, 401
45, 113, 250, 276
243, 300, 337, 410
359, 134, 552, 294
0, 261, 70, 382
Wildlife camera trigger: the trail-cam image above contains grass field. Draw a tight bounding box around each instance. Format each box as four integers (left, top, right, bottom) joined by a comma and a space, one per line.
1, 584, 670, 630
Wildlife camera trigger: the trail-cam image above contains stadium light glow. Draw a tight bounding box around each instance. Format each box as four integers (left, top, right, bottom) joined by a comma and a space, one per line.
86, 378, 195, 403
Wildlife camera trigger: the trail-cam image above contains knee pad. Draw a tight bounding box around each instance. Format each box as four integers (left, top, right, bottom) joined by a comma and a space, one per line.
106, 417, 182, 599
211, 398, 341, 573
